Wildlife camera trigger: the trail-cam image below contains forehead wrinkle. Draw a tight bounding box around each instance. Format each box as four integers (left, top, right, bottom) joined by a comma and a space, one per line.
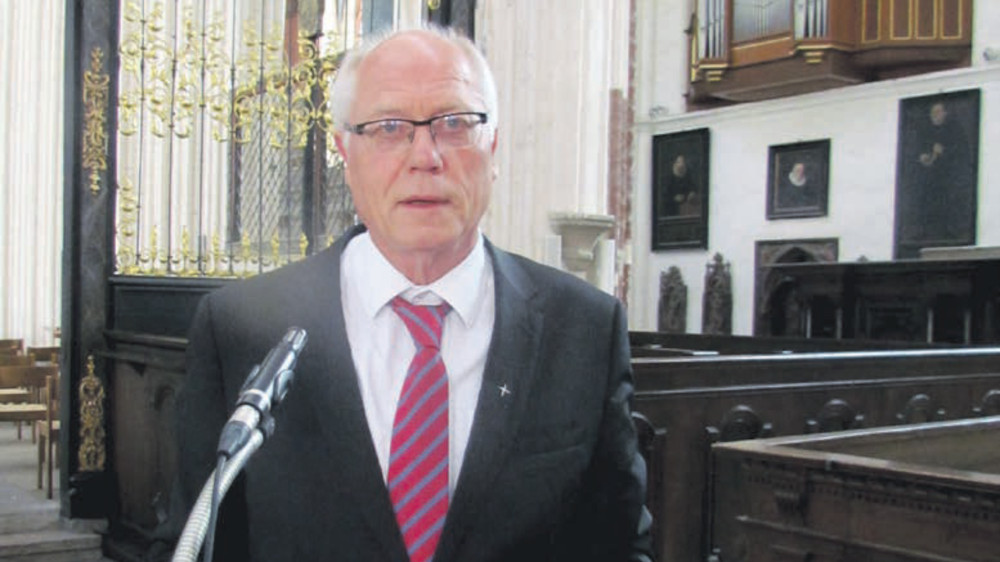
354, 34, 486, 121
357, 83, 482, 123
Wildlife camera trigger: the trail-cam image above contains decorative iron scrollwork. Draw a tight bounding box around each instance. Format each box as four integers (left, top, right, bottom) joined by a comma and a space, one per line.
78, 355, 106, 472
82, 48, 109, 195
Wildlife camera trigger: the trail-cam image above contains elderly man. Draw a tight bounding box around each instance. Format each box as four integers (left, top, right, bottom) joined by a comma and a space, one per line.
176, 24, 653, 562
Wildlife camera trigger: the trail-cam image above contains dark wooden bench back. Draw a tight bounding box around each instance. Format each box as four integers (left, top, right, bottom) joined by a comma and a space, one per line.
631, 347, 1000, 562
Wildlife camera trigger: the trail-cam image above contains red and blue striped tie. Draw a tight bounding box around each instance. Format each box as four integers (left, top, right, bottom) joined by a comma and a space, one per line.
389, 297, 450, 562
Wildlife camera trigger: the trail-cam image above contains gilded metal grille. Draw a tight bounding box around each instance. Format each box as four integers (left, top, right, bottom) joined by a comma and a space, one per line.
113, 0, 358, 278
235, 119, 308, 270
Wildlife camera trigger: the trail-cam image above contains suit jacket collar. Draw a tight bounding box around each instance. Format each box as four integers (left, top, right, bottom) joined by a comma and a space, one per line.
299, 226, 546, 561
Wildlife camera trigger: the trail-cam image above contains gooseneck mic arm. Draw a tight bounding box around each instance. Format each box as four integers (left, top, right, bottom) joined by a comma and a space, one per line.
172, 327, 308, 562
172, 430, 264, 562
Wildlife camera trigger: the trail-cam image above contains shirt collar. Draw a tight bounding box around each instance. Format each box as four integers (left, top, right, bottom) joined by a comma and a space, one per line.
352, 232, 488, 327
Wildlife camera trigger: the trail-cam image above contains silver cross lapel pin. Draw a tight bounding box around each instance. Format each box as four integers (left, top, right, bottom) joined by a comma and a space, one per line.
498, 384, 511, 398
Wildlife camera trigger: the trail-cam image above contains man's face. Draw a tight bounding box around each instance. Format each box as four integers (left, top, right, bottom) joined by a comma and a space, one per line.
930, 103, 947, 126
335, 32, 497, 271
672, 155, 687, 177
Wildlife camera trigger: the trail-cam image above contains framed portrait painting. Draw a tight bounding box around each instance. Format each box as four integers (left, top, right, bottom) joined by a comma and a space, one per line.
652, 128, 710, 250
766, 139, 830, 220
893, 89, 980, 259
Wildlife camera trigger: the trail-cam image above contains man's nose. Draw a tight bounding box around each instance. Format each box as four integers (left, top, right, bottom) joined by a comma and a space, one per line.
407, 125, 442, 169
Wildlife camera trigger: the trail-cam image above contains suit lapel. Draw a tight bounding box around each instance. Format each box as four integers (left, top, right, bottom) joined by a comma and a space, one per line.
436, 243, 545, 561
295, 226, 408, 560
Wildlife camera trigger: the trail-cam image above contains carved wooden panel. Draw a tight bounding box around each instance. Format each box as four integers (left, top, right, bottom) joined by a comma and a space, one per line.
716, 417, 1000, 562
863, 0, 880, 42
104, 333, 187, 561
942, 0, 963, 38
754, 238, 838, 337
765, 257, 1000, 344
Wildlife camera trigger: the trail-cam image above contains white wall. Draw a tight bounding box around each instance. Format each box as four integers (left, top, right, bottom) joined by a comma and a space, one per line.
629, 0, 1000, 334
477, 0, 630, 260
634, 0, 692, 122
973, 0, 1000, 65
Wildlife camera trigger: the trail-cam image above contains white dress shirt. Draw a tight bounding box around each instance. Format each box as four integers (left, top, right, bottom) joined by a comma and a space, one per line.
340, 232, 495, 493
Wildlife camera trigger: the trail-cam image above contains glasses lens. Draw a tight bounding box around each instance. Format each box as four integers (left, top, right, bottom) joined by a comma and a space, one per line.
431, 113, 483, 148
354, 113, 485, 150
362, 119, 414, 150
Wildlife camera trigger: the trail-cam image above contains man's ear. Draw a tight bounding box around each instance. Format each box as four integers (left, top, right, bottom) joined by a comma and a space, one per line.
334, 131, 348, 162
334, 131, 351, 184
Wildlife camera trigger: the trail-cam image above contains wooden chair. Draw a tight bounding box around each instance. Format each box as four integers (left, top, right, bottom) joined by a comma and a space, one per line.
0, 338, 24, 356
0, 365, 54, 440
0, 354, 35, 403
36, 373, 60, 499
27, 346, 60, 364
0, 354, 33, 366
0, 388, 31, 403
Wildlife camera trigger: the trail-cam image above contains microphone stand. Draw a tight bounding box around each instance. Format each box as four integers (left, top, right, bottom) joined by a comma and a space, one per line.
172, 327, 305, 561
171, 427, 266, 562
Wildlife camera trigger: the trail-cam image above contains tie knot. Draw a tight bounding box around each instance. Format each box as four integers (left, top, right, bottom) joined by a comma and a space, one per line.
391, 296, 450, 350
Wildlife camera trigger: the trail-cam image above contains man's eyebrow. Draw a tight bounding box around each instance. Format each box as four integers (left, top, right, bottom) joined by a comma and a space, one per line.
356, 107, 405, 121
359, 106, 478, 122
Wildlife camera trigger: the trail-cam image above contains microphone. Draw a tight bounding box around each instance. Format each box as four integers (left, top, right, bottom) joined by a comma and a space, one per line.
216, 327, 308, 457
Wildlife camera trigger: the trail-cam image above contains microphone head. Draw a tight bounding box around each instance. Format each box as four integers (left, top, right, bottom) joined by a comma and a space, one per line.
219, 327, 309, 456
286, 327, 308, 351
270, 327, 308, 407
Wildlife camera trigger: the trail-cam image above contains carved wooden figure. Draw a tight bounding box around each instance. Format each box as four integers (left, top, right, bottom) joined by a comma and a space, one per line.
657, 267, 687, 333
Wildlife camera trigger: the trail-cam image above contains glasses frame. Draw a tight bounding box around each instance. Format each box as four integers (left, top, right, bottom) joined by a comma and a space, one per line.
347, 112, 489, 149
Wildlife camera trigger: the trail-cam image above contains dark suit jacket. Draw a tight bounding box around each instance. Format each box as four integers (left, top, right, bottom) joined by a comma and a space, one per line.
176, 226, 653, 561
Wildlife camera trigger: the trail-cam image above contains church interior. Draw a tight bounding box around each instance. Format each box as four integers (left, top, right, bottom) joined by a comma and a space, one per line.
2, 0, 999, 560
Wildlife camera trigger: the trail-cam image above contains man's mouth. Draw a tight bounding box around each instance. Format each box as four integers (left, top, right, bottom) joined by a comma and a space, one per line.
401, 197, 446, 206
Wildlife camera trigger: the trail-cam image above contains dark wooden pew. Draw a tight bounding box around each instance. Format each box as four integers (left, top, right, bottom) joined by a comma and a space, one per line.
632, 346, 1000, 393
631, 347, 1000, 562
629, 330, 951, 356
711, 416, 1000, 562
98, 281, 998, 562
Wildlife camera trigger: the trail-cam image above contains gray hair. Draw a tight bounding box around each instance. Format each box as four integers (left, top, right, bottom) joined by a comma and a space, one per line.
330, 24, 499, 137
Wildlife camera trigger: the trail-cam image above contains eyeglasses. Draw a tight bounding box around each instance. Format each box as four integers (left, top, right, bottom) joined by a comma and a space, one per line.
347, 112, 489, 151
